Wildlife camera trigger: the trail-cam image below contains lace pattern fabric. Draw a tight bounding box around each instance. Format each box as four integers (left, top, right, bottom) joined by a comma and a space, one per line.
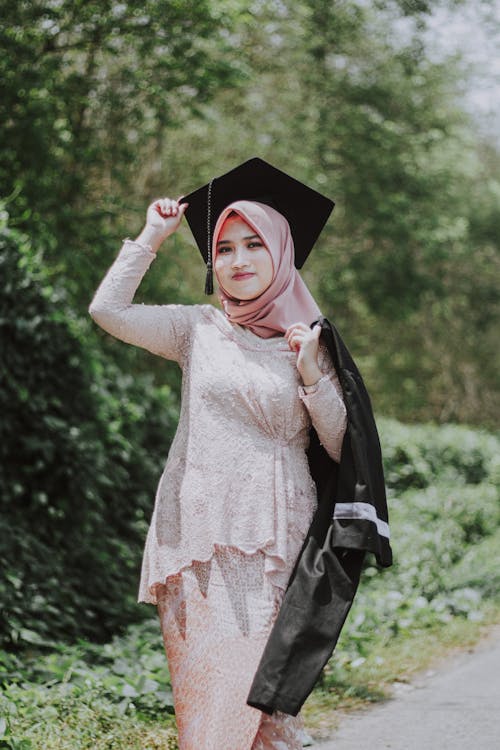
88, 241, 348, 604
157, 546, 304, 750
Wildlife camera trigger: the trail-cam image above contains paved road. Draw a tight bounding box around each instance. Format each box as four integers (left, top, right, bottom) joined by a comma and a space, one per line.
312, 626, 500, 750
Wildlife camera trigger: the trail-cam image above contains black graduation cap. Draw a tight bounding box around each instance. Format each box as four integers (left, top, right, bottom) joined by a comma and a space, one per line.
180, 157, 335, 295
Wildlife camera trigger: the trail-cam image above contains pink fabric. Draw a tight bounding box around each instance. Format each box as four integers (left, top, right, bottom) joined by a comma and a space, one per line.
156, 546, 304, 749
212, 200, 322, 339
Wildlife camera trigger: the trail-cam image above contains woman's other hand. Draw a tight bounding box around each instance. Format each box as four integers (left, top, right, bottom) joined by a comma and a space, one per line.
285, 322, 323, 386
135, 196, 189, 253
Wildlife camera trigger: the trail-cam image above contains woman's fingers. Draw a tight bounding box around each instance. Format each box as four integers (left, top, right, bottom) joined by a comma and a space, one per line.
286, 328, 306, 351
285, 322, 321, 352
286, 322, 309, 334
148, 197, 188, 239
285, 323, 310, 340
161, 198, 176, 214
155, 197, 183, 218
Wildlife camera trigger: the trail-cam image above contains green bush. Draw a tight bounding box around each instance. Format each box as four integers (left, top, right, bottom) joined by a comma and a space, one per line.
338, 478, 499, 663
379, 418, 499, 490
0, 218, 178, 649
0, 681, 177, 750
447, 529, 500, 598
0, 618, 177, 750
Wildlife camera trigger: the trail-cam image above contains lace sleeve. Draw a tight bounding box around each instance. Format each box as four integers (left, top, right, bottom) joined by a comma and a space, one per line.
297, 343, 347, 462
88, 239, 195, 366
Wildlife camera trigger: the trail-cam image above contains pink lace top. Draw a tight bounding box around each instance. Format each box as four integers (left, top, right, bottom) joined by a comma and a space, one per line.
89, 240, 348, 604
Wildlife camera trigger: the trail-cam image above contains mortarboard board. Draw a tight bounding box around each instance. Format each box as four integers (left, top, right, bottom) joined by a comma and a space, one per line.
180, 157, 335, 294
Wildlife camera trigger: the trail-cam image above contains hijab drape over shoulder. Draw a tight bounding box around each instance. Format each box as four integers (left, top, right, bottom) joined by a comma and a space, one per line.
212, 201, 322, 339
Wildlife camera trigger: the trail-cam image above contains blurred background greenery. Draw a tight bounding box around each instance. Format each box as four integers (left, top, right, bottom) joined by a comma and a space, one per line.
1, 1, 499, 746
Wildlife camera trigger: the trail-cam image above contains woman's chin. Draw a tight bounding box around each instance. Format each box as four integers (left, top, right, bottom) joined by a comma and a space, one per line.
230, 290, 263, 301
221, 280, 271, 301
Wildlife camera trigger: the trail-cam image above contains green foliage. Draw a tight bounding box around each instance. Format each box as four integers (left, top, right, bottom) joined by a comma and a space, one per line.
0, 619, 177, 749
1, 0, 499, 423
0, 682, 177, 750
447, 529, 500, 598
0, 216, 179, 648
2, 618, 174, 716
329, 421, 500, 677
379, 418, 499, 490
0, 0, 247, 299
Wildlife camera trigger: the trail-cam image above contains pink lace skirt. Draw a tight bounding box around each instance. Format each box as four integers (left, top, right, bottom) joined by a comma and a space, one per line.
156, 544, 304, 749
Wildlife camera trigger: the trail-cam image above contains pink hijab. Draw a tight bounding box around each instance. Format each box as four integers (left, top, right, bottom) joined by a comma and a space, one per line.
211, 200, 321, 339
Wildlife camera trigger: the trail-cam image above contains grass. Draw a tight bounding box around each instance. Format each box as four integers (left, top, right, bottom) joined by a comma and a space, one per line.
1, 682, 178, 750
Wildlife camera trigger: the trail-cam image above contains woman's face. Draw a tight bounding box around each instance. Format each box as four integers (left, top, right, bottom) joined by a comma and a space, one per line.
214, 214, 274, 300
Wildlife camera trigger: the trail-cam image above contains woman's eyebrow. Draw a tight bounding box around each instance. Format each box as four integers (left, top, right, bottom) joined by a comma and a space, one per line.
217, 234, 261, 246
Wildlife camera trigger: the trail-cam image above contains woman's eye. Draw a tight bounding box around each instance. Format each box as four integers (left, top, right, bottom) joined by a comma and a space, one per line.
217, 242, 263, 254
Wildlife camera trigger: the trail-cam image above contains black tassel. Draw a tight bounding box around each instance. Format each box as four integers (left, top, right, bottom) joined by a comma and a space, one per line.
204, 262, 214, 295
205, 177, 215, 295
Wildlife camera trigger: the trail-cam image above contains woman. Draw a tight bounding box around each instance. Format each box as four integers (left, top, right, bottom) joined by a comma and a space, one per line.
88, 194, 348, 749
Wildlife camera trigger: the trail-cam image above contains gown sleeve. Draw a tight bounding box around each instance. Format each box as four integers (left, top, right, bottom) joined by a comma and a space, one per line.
88, 239, 196, 366
297, 344, 347, 462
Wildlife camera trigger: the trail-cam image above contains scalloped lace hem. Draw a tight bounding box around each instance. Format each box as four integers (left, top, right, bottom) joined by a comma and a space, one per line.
138, 540, 292, 605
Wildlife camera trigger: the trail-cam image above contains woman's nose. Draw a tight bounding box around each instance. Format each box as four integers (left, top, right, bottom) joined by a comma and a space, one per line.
231, 245, 250, 267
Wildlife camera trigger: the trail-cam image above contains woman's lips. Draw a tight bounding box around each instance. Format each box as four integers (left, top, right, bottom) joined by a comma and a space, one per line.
232, 273, 255, 280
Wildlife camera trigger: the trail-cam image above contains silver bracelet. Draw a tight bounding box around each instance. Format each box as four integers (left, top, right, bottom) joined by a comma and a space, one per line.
300, 373, 330, 395
122, 236, 154, 254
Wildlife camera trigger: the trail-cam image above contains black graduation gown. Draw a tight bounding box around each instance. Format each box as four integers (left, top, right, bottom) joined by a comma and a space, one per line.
246, 315, 393, 716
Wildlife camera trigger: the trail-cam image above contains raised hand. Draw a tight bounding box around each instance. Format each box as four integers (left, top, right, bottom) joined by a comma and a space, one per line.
134, 196, 189, 254
146, 196, 189, 239
285, 322, 323, 386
